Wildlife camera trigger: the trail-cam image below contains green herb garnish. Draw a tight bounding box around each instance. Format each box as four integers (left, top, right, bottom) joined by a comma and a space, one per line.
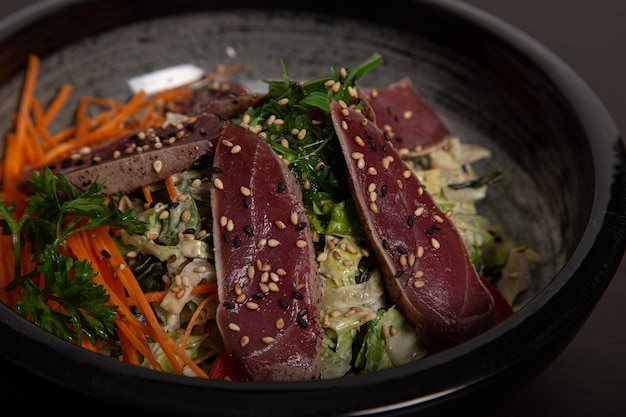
0, 168, 147, 344
234, 53, 383, 232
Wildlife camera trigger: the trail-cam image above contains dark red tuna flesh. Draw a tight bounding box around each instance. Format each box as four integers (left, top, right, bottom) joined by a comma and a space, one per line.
17, 113, 224, 195
211, 122, 323, 381
330, 100, 495, 352
364, 77, 449, 158
191, 79, 266, 119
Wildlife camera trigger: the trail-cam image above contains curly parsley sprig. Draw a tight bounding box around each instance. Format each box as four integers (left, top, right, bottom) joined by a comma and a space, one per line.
0, 168, 147, 344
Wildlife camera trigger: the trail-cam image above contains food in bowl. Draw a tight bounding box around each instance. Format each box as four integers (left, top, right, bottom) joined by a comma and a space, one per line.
0, 52, 538, 381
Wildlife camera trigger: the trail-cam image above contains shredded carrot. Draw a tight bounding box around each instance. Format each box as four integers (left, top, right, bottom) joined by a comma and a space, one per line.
164, 176, 178, 200
90, 228, 208, 378
141, 185, 153, 205
1, 54, 219, 377
179, 293, 217, 360
41, 84, 74, 127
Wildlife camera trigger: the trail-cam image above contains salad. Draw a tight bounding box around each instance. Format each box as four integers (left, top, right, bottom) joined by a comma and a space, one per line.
0, 53, 539, 380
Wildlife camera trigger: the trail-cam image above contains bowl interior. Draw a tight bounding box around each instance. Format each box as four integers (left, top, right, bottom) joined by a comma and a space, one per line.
0, 1, 613, 416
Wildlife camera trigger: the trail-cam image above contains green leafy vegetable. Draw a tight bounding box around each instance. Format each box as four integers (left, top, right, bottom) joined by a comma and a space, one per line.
0, 168, 147, 344
234, 53, 383, 231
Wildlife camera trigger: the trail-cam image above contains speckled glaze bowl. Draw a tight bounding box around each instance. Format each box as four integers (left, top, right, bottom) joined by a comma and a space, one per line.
1, 1, 625, 416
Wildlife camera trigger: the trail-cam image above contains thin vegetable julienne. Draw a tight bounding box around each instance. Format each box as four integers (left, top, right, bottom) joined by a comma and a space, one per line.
0, 54, 206, 373
89, 228, 209, 378
65, 231, 163, 370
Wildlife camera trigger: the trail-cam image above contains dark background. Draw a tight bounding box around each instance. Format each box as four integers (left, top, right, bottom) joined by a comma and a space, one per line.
0, 1, 624, 416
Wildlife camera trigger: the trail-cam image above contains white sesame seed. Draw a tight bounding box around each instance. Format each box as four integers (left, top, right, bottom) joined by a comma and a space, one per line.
240, 186, 251, 196
262, 336, 275, 345
246, 301, 259, 310
213, 178, 224, 190
152, 159, 163, 173
230, 144, 242, 154
414, 280, 425, 288
268, 239, 281, 247
240, 336, 250, 347
431, 237, 440, 249
228, 323, 241, 331
296, 239, 308, 248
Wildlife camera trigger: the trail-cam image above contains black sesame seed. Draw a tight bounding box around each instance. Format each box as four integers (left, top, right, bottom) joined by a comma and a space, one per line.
383, 132, 392, 141
427, 227, 435, 235
293, 291, 304, 300
279, 299, 289, 309
382, 239, 390, 250
434, 224, 441, 231
397, 246, 408, 255
381, 184, 388, 196
369, 141, 377, 151
395, 270, 405, 278
298, 308, 308, 317
234, 236, 242, 248
244, 195, 251, 208
183, 228, 196, 235
252, 292, 266, 299
298, 316, 309, 328
211, 166, 224, 173
244, 225, 254, 236
395, 136, 403, 143
364, 130, 372, 139
277, 181, 286, 193
101, 249, 112, 259
382, 144, 389, 152
168, 201, 180, 209
296, 221, 308, 231
223, 233, 230, 243
224, 301, 236, 309
407, 216, 414, 227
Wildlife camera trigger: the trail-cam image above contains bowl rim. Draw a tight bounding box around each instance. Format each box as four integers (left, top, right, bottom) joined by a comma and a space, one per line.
1, 0, 625, 415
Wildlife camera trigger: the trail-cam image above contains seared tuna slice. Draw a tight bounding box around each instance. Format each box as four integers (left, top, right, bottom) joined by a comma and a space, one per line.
330, 100, 495, 352
191, 79, 266, 119
211, 122, 323, 381
364, 77, 449, 158
18, 113, 224, 195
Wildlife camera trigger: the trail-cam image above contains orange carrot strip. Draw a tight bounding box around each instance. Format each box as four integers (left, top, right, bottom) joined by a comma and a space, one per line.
2, 55, 39, 193
65, 231, 163, 370
164, 176, 178, 200
91, 228, 207, 377
141, 185, 153, 205
179, 293, 216, 358
93, 90, 146, 134
41, 84, 74, 127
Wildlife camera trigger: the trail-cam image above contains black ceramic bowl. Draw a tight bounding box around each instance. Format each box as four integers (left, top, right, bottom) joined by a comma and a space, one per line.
1, 1, 625, 416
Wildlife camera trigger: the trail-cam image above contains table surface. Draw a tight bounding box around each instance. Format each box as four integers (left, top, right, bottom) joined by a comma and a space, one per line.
0, 1, 624, 416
